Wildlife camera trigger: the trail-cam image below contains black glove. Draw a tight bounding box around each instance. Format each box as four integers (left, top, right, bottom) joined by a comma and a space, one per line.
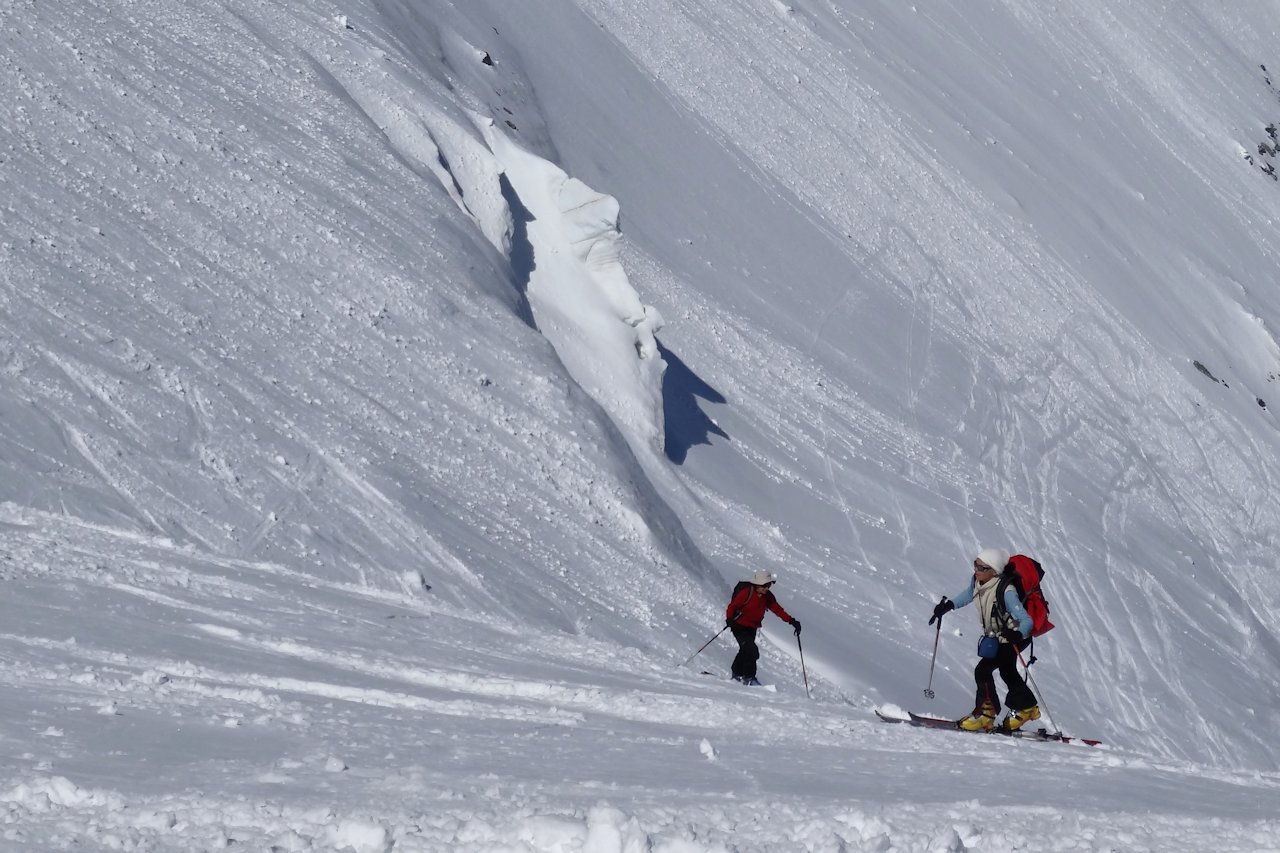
1001, 627, 1024, 644
726, 618, 735, 628
791, 620, 801, 635
928, 597, 954, 626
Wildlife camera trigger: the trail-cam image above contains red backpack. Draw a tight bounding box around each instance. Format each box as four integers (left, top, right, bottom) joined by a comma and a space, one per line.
997, 554, 1055, 637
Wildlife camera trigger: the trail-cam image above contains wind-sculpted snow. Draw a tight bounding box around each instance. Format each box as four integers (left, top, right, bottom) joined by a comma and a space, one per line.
0, 0, 711, 627
485, 126, 667, 453
4, 0, 1280, 847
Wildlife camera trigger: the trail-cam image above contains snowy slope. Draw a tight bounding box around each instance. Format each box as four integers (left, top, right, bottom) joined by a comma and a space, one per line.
2, 0, 1280, 849
462, 0, 1280, 761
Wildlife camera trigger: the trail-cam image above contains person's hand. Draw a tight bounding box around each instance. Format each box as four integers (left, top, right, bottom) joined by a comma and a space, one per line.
929, 597, 954, 625
726, 618, 735, 628
1001, 627, 1024, 644
791, 620, 802, 635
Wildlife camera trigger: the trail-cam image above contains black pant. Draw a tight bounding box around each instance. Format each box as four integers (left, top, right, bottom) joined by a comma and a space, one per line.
730, 626, 759, 680
974, 639, 1036, 713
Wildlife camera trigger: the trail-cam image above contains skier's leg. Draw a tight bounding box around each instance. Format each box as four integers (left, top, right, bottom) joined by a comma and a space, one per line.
998, 642, 1036, 710
730, 626, 759, 680
973, 657, 1001, 714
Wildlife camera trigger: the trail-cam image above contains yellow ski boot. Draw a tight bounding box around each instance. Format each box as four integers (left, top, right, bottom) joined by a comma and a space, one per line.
1003, 705, 1042, 732
959, 703, 997, 732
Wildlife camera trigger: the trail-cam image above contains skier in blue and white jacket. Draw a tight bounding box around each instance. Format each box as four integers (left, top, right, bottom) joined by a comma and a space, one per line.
928, 547, 1040, 732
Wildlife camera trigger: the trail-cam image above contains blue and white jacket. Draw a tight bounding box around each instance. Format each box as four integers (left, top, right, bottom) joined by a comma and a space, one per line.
951, 575, 1033, 640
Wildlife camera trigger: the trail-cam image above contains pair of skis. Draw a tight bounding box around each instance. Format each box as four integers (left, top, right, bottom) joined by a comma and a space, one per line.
876, 709, 1103, 746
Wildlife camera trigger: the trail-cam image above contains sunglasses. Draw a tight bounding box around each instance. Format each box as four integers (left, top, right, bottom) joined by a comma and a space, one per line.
973, 562, 995, 572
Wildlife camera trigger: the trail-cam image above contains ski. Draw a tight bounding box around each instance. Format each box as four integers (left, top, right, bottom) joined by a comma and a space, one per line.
907, 711, 963, 729
699, 671, 777, 691
876, 709, 1102, 746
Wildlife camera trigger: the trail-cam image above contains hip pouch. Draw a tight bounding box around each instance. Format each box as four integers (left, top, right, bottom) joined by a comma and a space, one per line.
977, 636, 1001, 659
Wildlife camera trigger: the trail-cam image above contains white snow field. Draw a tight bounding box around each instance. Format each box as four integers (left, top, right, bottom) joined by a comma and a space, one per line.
3, 0, 1280, 849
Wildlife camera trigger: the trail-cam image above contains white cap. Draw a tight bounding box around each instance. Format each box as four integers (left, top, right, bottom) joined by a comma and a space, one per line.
975, 548, 1010, 572
748, 570, 777, 586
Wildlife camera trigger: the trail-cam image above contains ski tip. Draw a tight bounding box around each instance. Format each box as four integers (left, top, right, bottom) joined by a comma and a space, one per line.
907, 711, 964, 729
874, 706, 909, 722
875, 703, 909, 720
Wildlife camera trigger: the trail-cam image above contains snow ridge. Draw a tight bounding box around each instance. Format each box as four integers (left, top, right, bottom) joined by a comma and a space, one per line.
486, 123, 667, 452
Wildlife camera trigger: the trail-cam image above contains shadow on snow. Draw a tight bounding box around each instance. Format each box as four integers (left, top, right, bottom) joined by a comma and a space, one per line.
659, 340, 728, 464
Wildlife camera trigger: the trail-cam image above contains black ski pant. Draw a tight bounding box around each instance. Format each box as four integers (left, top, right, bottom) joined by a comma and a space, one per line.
974, 639, 1036, 714
730, 626, 759, 680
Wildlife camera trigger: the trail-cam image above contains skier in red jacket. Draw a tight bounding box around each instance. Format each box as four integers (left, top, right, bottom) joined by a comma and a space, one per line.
725, 570, 801, 685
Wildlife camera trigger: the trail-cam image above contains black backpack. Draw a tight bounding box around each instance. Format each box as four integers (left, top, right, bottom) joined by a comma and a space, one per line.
728, 580, 760, 622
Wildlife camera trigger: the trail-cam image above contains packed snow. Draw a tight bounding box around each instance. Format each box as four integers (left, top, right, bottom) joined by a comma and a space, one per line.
3, 0, 1280, 850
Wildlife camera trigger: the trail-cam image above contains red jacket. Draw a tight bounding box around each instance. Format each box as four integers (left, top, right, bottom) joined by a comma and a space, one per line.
726, 584, 793, 629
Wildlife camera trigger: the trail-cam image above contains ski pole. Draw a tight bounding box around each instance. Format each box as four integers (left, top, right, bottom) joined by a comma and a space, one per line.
681, 625, 729, 668
1015, 644, 1056, 726
923, 618, 942, 699
796, 632, 811, 699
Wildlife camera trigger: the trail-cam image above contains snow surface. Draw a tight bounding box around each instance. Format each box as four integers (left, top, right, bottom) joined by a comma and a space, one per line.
3, 0, 1280, 849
